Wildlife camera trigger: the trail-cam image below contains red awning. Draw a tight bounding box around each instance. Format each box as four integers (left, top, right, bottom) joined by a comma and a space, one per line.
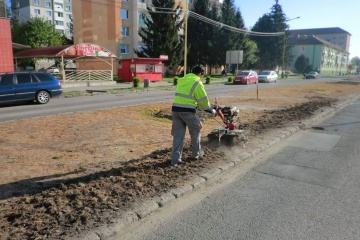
13, 43, 117, 59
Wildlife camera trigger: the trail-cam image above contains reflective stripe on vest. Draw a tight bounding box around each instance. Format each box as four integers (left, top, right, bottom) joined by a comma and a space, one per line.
174, 81, 200, 101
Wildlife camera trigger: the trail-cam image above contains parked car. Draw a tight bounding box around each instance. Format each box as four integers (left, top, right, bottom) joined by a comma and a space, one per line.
0, 72, 63, 104
258, 70, 278, 83
233, 70, 258, 84
306, 71, 319, 79
47, 67, 60, 74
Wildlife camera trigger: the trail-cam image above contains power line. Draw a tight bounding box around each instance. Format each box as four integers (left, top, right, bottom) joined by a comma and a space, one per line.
189, 11, 284, 37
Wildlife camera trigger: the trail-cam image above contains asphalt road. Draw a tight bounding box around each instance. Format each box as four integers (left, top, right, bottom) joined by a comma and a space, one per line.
0, 77, 345, 122
117, 91, 360, 240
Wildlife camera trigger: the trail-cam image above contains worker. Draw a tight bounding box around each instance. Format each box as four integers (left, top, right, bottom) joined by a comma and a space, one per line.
171, 65, 216, 166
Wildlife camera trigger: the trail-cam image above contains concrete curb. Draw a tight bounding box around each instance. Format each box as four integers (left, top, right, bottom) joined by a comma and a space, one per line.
77, 95, 359, 240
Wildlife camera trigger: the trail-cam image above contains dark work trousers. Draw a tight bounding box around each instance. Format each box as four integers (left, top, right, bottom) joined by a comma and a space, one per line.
171, 111, 202, 165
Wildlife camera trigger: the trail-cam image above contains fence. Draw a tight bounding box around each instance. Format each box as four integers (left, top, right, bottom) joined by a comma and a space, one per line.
64, 70, 113, 81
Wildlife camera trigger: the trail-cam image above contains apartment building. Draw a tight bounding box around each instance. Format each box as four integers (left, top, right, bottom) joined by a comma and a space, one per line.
290, 28, 351, 53
73, 0, 191, 59
288, 27, 351, 75
10, 0, 73, 38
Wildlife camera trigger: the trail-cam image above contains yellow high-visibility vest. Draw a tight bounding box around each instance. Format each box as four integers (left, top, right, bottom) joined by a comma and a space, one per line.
172, 73, 211, 110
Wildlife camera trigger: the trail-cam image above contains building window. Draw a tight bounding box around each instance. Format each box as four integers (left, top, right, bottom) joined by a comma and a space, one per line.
138, 43, 146, 52
33, 0, 40, 5
45, 11, 52, 16
139, 13, 146, 26
55, 20, 64, 26
120, 9, 128, 19
34, 9, 40, 14
66, 0, 71, 2
66, 29, 71, 35
121, 27, 130, 37
45, 1, 51, 7
66, 22, 71, 27
138, 0, 145, 2
66, 14, 72, 19
57, 12, 63, 17
121, 44, 129, 54
65, 6, 71, 11
55, 3, 63, 9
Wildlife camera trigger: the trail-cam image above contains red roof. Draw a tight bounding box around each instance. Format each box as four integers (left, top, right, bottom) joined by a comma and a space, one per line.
13, 43, 117, 59
13, 45, 72, 58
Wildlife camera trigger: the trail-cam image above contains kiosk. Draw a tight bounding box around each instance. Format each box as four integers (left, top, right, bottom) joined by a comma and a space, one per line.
118, 58, 166, 82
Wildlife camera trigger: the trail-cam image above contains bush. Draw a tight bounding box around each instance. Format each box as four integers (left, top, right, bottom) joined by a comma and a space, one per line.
173, 76, 179, 86
205, 76, 211, 84
133, 77, 141, 88
228, 76, 234, 83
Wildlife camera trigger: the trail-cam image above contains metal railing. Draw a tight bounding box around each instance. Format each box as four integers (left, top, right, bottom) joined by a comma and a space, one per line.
64, 70, 113, 81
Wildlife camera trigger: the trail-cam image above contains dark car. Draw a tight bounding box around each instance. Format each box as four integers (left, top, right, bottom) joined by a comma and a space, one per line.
0, 72, 63, 104
233, 70, 258, 84
306, 71, 319, 79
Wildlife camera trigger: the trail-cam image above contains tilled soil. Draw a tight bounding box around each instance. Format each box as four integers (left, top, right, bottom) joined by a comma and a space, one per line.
0, 81, 359, 239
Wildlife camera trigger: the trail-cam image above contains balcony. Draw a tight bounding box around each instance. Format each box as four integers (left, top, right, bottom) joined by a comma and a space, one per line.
137, 2, 147, 10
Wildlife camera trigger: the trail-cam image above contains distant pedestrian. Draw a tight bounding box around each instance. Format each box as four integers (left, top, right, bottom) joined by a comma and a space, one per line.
171, 65, 216, 166
221, 69, 226, 77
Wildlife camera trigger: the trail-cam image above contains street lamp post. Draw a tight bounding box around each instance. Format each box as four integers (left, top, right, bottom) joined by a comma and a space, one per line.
183, 0, 188, 75
281, 16, 300, 79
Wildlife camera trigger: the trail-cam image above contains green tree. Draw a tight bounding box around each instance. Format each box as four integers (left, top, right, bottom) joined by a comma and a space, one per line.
187, 0, 212, 68
242, 39, 259, 69
251, 0, 288, 70
206, 3, 223, 71
294, 54, 309, 74
218, 0, 238, 67
135, 0, 184, 69
216, 0, 258, 72
233, 10, 259, 69
351, 56, 360, 67
11, 17, 67, 47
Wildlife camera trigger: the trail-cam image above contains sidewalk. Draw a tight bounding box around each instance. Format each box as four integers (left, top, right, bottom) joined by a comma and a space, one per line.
61, 80, 174, 92
61, 79, 227, 92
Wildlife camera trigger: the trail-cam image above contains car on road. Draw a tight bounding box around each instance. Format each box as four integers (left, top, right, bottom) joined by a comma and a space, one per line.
258, 70, 278, 83
0, 72, 63, 104
306, 71, 319, 79
233, 70, 258, 84
47, 67, 60, 74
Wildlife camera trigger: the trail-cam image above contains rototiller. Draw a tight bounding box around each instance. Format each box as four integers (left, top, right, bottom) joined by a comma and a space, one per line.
207, 99, 246, 146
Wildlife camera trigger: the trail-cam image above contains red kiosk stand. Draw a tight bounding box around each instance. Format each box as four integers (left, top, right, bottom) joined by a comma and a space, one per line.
118, 58, 166, 82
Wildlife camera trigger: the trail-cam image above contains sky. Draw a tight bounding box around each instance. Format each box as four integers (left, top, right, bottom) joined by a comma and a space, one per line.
234, 0, 360, 59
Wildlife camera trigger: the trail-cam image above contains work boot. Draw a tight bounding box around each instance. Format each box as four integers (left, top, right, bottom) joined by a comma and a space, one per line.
171, 159, 185, 166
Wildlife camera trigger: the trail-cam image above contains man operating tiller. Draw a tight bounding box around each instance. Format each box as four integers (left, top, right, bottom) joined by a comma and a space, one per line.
171, 66, 216, 166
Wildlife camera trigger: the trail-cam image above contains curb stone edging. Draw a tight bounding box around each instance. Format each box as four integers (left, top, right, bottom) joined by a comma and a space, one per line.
76, 95, 360, 240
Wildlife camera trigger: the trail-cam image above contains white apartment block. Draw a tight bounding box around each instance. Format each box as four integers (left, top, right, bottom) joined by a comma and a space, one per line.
11, 0, 72, 38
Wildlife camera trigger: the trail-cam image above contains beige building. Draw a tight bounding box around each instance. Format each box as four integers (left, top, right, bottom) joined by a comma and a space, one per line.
73, 0, 187, 60
72, 0, 207, 61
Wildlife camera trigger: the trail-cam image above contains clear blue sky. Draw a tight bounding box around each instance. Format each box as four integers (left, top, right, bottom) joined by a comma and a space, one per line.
234, 0, 360, 59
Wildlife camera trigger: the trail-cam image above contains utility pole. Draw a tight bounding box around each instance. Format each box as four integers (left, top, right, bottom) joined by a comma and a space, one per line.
282, 16, 300, 78
183, 0, 189, 75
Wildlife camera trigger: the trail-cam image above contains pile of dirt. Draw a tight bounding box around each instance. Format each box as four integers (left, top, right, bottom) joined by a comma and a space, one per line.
0, 95, 338, 239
